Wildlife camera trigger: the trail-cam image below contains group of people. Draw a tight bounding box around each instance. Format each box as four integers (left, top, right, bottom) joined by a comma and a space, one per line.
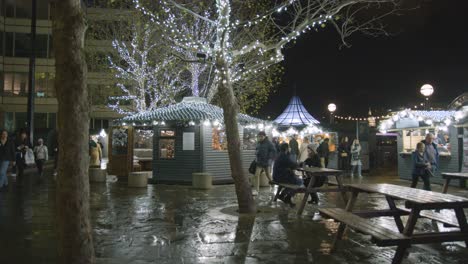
0, 130, 51, 191
337, 137, 363, 177
411, 133, 439, 191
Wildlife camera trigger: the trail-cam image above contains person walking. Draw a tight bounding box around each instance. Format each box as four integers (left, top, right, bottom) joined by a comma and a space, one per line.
350, 139, 362, 177
317, 138, 330, 168
253, 131, 276, 196
34, 138, 48, 182
298, 137, 310, 163
421, 133, 439, 178
338, 136, 350, 172
289, 134, 299, 162
0, 130, 16, 191
410, 142, 432, 191
273, 143, 303, 208
15, 131, 30, 187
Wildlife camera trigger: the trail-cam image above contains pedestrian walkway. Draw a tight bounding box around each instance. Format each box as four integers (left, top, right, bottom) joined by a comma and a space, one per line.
1, 169, 467, 264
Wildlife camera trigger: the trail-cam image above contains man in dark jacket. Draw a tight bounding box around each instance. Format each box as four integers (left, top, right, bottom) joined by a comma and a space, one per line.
0, 130, 16, 190
273, 143, 303, 207
421, 133, 439, 176
289, 134, 299, 162
254, 131, 276, 196
317, 138, 330, 168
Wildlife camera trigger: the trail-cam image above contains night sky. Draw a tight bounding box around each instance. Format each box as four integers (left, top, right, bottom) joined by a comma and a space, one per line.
260, 0, 468, 121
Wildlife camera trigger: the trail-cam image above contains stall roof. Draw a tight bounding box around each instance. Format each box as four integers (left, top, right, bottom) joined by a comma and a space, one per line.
273, 96, 320, 127
120, 97, 263, 125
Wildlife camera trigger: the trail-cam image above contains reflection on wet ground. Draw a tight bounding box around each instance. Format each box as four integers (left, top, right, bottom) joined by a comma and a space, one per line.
1, 171, 468, 264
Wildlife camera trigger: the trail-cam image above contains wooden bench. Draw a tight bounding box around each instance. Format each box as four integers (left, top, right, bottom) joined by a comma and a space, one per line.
319, 208, 410, 247
442, 172, 468, 193
269, 180, 306, 201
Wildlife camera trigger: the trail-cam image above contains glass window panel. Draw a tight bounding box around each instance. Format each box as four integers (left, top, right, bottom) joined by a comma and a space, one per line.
13, 73, 28, 96
35, 72, 47, 97
5, 0, 14, 17
3, 73, 13, 96
0, 72, 3, 94
47, 72, 55, 97
4, 112, 14, 132
16, 0, 33, 18
0, 31, 3, 56
35, 34, 48, 58
37, 0, 49, 20
212, 128, 228, 151
34, 113, 47, 128
15, 33, 31, 57
15, 112, 27, 131
103, 119, 109, 129
5, 32, 13, 56
48, 113, 56, 129
159, 139, 175, 159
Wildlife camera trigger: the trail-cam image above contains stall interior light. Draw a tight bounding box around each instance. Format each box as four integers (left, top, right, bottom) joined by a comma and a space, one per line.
203, 120, 211, 126
99, 129, 107, 138
153, 121, 158, 125
161, 121, 166, 125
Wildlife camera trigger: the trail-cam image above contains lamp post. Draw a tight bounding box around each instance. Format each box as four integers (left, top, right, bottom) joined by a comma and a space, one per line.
420, 84, 434, 110
327, 103, 336, 124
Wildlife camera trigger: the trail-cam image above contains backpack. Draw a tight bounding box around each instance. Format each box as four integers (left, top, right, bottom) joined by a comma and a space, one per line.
25, 148, 36, 165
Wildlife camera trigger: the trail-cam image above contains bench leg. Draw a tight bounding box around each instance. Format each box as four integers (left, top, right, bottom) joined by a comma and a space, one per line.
454, 208, 468, 247
331, 191, 359, 251
335, 174, 348, 204
273, 186, 283, 202
392, 245, 407, 264
297, 176, 317, 216
386, 196, 405, 233
442, 178, 451, 194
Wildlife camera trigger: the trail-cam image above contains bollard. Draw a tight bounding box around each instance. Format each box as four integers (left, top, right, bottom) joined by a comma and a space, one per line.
128, 171, 150, 187
192, 172, 212, 189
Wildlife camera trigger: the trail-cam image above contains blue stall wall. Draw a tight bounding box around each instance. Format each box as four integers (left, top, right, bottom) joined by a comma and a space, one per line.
152, 125, 202, 184
202, 125, 256, 184
398, 126, 461, 186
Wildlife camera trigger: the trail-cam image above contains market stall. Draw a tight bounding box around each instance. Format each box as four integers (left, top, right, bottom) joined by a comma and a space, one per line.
272, 95, 338, 168
379, 107, 467, 185
111, 96, 267, 184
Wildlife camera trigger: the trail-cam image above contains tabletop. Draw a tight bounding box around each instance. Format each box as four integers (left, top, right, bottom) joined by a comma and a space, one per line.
347, 183, 468, 209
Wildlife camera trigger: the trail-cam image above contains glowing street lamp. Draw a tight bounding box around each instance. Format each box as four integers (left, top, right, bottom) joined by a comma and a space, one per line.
328, 103, 336, 124
420, 84, 434, 110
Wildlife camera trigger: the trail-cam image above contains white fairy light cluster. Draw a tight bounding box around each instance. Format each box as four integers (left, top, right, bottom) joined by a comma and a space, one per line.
378, 109, 465, 134
108, 27, 185, 115
132, 0, 340, 96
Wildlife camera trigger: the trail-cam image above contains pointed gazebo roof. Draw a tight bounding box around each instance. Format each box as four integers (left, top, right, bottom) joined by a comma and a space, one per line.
274, 96, 320, 127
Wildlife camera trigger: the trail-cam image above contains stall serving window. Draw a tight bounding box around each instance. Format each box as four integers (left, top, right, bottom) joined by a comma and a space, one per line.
402, 129, 425, 153
212, 128, 228, 151
159, 129, 175, 159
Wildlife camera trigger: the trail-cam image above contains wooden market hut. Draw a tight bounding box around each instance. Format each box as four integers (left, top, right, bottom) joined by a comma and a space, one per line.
110, 97, 265, 184
379, 106, 467, 186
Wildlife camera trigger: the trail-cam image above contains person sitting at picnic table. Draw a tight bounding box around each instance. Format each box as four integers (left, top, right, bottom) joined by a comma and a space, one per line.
410, 142, 432, 191
273, 143, 303, 208
303, 145, 325, 204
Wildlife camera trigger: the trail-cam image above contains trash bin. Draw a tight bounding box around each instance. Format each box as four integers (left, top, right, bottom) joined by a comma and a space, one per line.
192, 172, 212, 189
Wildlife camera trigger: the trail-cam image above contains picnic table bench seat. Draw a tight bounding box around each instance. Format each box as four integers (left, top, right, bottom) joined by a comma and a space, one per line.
269, 180, 306, 192
319, 207, 410, 247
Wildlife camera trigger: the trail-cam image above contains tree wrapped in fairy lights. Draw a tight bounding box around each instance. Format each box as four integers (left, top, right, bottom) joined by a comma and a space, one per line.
134, 0, 405, 213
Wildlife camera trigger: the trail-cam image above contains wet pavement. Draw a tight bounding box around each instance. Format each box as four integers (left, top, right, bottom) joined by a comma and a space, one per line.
1, 168, 468, 264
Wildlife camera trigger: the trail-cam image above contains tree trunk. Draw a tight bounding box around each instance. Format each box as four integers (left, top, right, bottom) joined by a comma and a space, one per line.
52, 0, 95, 263
217, 60, 256, 214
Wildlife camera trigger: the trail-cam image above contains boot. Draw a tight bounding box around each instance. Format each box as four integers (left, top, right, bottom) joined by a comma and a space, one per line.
284, 195, 296, 208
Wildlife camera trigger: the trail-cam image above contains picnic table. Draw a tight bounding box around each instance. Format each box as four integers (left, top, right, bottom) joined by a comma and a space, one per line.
270, 167, 348, 215
442, 172, 468, 193
319, 183, 468, 264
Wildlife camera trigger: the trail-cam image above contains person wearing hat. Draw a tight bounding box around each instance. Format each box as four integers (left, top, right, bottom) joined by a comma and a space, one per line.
34, 138, 48, 181
253, 131, 276, 196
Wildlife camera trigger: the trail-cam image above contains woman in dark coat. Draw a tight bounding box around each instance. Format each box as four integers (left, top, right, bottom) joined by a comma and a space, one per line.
273, 143, 303, 207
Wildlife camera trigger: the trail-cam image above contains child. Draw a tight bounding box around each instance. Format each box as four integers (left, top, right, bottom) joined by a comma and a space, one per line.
410, 142, 432, 191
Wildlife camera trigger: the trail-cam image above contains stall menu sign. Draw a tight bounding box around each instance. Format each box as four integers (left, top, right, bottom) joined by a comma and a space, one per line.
463, 128, 468, 173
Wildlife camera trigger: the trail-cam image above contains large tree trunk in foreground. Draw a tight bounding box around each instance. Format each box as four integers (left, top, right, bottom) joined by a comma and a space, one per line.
52, 0, 95, 263
217, 60, 256, 214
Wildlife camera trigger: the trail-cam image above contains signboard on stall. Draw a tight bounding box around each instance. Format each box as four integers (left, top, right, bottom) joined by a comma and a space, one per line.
463, 128, 468, 173
396, 118, 419, 129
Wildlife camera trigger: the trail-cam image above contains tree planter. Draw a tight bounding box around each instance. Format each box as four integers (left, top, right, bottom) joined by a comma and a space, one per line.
89, 167, 106, 183
128, 171, 150, 187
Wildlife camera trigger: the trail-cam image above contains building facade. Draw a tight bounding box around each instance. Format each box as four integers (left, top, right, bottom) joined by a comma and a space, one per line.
0, 0, 131, 140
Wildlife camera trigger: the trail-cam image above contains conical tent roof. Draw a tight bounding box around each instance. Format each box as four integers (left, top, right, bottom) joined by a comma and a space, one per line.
274, 96, 320, 127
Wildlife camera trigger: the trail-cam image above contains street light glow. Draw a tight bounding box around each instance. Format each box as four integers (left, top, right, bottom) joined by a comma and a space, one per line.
420, 84, 434, 97
327, 103, 337, 113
